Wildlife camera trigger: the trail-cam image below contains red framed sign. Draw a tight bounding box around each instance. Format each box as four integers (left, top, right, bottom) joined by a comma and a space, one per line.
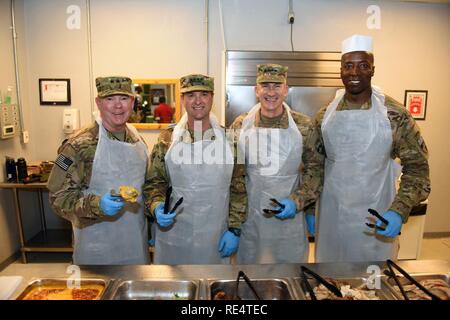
404, 90, 427, 120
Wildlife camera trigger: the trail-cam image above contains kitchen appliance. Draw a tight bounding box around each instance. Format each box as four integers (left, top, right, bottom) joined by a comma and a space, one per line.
16, 157, 28, 182
5, 156, 17, 182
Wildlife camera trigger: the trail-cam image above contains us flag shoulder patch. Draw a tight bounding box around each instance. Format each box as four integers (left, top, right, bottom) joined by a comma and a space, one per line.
55, 154, 74, 171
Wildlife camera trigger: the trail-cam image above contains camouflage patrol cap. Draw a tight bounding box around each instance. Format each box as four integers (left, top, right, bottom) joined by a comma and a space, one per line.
95, 76, 134, 98
180, 74, 214, 93
256, 64, 288, 84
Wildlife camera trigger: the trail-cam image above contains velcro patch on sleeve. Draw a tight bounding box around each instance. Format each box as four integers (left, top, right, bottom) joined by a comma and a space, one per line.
55, 154, 74, 171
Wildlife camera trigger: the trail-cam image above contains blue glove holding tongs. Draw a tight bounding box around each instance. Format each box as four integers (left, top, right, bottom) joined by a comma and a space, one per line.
155, 186, 184, 228
366, 208, 402, 237
262, 198, 285, 216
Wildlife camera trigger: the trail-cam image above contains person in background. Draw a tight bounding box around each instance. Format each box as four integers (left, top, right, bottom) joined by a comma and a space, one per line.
143, 74, 234, 264
218, 64, 321, 263
154, 96, 174, 123
128, 85, 144, 123
47, 76, 150, 265
312, 35, 430, 262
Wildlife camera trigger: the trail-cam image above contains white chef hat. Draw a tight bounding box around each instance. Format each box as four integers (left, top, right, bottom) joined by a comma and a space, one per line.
341, 34, 373, 55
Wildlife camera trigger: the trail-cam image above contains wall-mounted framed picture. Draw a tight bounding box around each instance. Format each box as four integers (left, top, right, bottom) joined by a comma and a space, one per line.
39, 78, 71, 105
404, 90, 427, 120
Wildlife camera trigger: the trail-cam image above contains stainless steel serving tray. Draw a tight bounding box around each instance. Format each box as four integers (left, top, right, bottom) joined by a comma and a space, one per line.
15, 278, 112, 300
206, 278, 299, 300
294, 276, 397, 300
108, 279, 200, 300
381, 273, 450, 300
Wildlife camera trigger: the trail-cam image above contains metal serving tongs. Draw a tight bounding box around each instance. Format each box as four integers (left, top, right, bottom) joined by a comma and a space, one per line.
164, 186, 184, 214
365, 208, 401, 235
234, 271, 262, 300
300, 266, 343, 300
262, 198, 285, 216
384, 259, 441, 300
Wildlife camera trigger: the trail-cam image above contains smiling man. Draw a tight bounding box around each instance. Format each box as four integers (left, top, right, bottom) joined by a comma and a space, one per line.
143, 74, 234, 265
312, 35, 430, 262
48, 76, 151, 265
219, 64, 322, 264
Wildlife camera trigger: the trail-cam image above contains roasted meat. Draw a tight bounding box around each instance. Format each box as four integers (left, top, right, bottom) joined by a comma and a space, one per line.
393, 278, 450, 300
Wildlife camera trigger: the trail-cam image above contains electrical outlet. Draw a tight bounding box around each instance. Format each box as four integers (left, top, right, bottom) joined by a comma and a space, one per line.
22, 130, 29, 143
288, 12, 295, 24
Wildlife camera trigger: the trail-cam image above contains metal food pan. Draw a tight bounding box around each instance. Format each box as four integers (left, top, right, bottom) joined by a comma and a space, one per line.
15, 278, 110, 300
109, 279, 199, 300
206, 278, 298, 300
382, 273, 450, 300
294, 276, 397, 300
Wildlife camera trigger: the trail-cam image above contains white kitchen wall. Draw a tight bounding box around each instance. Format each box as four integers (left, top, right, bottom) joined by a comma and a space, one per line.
1, 0, 449, 265
0, 0, 32, 264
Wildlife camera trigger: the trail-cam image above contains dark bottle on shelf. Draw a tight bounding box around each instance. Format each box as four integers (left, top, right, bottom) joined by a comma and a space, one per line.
5, 156, 17, 182
16, 158, 28, 182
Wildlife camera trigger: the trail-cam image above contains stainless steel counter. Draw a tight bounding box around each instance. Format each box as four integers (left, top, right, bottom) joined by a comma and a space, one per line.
1, 260, 448, 300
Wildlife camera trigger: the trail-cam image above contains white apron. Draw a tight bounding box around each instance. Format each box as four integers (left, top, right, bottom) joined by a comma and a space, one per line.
315, 86, 400, 263
154, 113, 234, 264
236, 103, 309, 264
73, 119, 150, 265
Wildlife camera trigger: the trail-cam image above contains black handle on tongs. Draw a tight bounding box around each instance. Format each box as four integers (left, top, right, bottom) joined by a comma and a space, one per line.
263, 198, 285, 216
234, 270, 262, 300
300, 266, 343, 300
385, 259, 441, 300
164, 186, 172, 214
368, 209, 401, 235
169, 197, 184, 214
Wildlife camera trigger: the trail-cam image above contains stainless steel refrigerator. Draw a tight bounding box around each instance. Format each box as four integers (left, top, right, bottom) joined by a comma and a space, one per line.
225, 50, 343, 126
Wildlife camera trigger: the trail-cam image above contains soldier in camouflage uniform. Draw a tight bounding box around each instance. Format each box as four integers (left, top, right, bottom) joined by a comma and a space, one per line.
143, 74, 234, 264
47, 76, 150, 265
220, 64, 322, 264
312, 35, 430, 262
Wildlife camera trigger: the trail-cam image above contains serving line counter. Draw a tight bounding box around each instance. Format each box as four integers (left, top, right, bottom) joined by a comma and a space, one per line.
0, 260, 448, 300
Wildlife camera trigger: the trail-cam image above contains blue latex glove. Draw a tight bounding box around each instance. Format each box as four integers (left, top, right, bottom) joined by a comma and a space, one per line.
274, 198, 297, 220
376, 210, 403, 237
155, 203, 176, 228
305, 213, 315, 236
100, 193, 124, 216
218, 231, 240, 258
148, 239, 155, 246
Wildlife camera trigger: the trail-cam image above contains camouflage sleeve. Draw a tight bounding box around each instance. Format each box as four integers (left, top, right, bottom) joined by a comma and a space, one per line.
228, 115, 248, 229
290, 114, 324, 214
389, 108, 430, 222
47, 143, 104, 229
292, 108, 326, 214
143, 130, 171, 218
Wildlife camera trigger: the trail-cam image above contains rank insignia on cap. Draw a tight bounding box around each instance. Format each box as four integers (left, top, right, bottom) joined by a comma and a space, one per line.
55, 154, 73, 171
256, 64, 288, 84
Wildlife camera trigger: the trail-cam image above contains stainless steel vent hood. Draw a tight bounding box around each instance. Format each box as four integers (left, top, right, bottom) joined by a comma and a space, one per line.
225, 50, 343, 126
